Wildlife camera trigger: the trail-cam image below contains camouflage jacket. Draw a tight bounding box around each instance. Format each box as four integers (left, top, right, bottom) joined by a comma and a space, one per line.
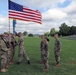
40, 40, 49, 56
18, 36, 24, 49
40, 39, 45, 51
54, 38, 61, 52
0, 37, 8, 56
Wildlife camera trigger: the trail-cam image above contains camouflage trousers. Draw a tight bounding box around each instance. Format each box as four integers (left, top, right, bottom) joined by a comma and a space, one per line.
54, 51, 60, 64
41, 54, 49, 69
1, 56, 7, 69
7, 48, 13, 65
10, 48, 15, 62
18, 49, 30, 62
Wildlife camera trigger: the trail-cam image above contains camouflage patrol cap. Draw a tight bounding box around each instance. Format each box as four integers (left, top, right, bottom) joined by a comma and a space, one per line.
40, 35, 44, 37
54, 33, 58, 37
4, 32, 9, 36
18, 32, 22, 35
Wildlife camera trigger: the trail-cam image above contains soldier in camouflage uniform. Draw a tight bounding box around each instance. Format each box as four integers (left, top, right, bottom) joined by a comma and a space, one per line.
40, 35, 45, 64
54, 34, 61, 67
0, 35, 9, 72
40, 35, 49, 71
4, 33, 12, 66
9, 33, 16, 64
16, 32, 30, 64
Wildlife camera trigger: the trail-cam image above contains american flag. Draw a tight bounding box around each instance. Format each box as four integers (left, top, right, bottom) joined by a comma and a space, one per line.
9, 1, 42, 24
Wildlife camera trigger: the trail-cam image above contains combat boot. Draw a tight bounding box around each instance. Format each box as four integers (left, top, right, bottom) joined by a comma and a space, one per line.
55, 63, 60, 67
43, 68, 48, 72
16, 61, 21, 65
1, 69, 7, 72
27, 60, 30, 64
9, 61, 14, 65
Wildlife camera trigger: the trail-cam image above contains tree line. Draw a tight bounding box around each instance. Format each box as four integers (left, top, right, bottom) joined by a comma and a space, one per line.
23, 32, 34, 37
22, 23, 76, 37
44, 23, 76, 36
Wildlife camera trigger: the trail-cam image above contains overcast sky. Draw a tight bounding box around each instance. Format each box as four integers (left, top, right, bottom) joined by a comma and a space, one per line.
0, 0, 76, 34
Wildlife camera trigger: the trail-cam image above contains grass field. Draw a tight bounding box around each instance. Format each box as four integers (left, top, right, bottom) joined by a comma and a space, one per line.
0, 37, 76, 75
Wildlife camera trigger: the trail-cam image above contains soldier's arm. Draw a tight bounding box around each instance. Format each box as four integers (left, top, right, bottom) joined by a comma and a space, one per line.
1, 48, 9, 52
40, 41, 44, 49
57, 40, 61, 50
1, 41, 9, 51
0, 40, 9, 52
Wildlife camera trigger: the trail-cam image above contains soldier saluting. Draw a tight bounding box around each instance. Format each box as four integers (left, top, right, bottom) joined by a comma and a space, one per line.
16, 32, 30, 64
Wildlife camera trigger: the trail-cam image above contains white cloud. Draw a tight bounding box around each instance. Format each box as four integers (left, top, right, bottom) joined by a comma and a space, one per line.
0, 15, 8, 33
0, 0, 76, 34
0, 15, 8, 25
42, 9, 67, 21
64, 14, 76, 26
64, 0, 76, 14
12, 0, 65, 9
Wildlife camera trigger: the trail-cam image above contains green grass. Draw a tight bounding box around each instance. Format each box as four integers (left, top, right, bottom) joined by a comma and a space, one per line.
0, 37, 76, 75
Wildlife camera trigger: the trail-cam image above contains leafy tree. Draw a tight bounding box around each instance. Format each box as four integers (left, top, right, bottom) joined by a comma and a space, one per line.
23, 31, 27, 36
28, 33, 33, 37
50, 28, 56, 36
44, 32, 49, 36
59, 23, 70, 36
70, 26, 76, 35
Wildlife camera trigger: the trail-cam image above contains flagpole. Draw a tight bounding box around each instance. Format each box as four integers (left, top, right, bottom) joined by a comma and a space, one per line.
8, 0, 10, 33
8, 18, 10, 33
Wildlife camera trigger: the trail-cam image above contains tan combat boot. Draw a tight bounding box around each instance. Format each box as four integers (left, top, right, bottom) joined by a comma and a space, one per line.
55, 63, 60, 67
43, 68, 48, 72
1, 69, 7, 72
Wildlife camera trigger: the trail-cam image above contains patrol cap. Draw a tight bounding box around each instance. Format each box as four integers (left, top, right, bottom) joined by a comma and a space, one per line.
4, 32, 9, 35
54, 33, 58, 37
4, 32, 8, 34
18, 32, 22, 35
40, 35, 44, 37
